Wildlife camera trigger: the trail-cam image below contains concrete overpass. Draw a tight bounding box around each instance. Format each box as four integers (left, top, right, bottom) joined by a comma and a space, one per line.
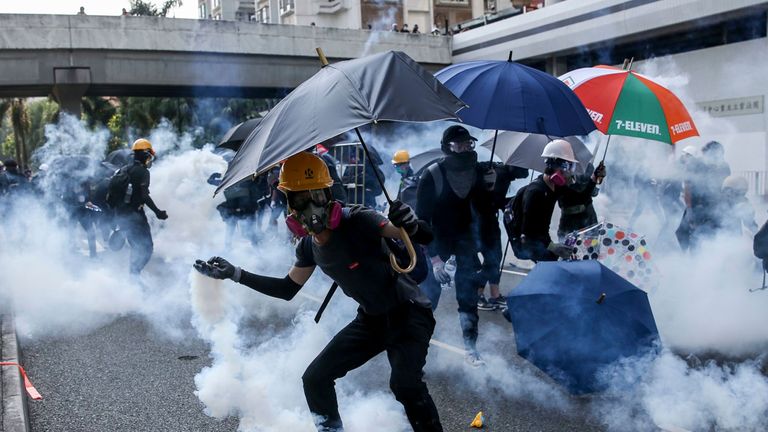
453, 0, 768, 74
0, 14, 452, 113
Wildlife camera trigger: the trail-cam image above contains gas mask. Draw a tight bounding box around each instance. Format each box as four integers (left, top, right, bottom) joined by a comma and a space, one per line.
546, 159, 575, 187
394, 164, 409, 177
285, 189, 342, 237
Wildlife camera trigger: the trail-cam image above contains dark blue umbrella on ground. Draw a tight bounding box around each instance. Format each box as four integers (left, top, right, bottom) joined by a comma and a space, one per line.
434, 54, 597, 158
505, 260, 659, 394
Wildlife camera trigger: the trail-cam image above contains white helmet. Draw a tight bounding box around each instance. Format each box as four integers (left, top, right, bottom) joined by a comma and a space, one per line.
722, 175, 748, 194
541, 139, 577, 163
681, 145, 699, 157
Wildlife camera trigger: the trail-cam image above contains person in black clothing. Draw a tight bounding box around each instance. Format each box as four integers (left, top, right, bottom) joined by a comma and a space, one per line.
116, 139, 168, 275
474, 161, 528, 310
195, 152, 442, 432
557, 161, 605, 240
416, 125, 487, 367
519, 140, 578, 262
317, 150, 348, 204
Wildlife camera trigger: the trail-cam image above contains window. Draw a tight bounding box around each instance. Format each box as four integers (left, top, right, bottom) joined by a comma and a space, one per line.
213, 0, 220, 7
199, 3, 207, 18
280, 0, 295, 13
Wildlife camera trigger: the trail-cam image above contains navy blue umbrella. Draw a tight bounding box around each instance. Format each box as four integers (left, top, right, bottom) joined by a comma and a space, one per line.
435, 56, 597, 158
505, 260, 659, 394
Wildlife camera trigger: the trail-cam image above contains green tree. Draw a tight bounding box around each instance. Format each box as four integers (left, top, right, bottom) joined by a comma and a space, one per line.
10, 99, 30, 168
129, 0, 183, 17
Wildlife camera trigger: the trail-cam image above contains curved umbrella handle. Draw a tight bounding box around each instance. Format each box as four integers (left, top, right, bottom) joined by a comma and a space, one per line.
390, 227, 417, 274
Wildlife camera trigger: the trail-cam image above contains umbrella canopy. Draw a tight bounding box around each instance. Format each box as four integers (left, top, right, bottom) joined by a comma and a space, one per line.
217, 118, 262, 151
409, 148, 444, 176
568, 222, 659, 292
506, 260, 659, 394
434, 60, 596, 137
480, 132, 593, 174
216, 50, 466, 194
559, 66, 698, 144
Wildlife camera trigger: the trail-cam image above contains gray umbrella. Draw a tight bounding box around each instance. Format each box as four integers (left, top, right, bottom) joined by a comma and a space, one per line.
217, 118, 262, 151
216, 50, 466, 194
480, 132, 593, 174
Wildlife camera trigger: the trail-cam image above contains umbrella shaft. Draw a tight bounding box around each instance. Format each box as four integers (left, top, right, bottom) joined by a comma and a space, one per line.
354, 127, 392, 204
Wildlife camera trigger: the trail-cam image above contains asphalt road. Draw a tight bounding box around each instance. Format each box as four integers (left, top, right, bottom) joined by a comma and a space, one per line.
21, 262, 607, 432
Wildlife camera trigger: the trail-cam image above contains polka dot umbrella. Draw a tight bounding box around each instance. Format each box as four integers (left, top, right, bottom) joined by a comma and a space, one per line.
567, 222, 658, 292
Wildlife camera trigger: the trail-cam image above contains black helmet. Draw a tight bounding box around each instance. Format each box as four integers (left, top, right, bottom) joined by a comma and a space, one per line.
440, 125, 477, 154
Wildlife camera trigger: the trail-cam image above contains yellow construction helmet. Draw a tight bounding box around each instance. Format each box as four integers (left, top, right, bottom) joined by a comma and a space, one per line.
131, 138, 155, 155
278, 152, 333, 192
391, 150, 410, 164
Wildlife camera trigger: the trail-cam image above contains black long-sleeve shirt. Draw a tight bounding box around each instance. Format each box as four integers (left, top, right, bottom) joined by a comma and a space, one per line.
521, 176, 558, 247
127, 162, 161, 214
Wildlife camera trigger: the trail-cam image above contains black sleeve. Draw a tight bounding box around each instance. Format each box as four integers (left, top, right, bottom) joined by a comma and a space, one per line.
134, 168, 159, 211
411, 220, 433, 245
521, 187, 543, 238
415, 170, 435, 223
238, 272, 302, 301
294, 237, 316, 268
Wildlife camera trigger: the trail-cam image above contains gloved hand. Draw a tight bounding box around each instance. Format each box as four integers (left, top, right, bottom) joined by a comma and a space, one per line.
547, 242, 575, 260
156, 210, 168, 220
593, 161, 606, 184
388, 200, 419, 235
270, 200, 277, 209
431, 256, 452, 284
193, 256, 239, 280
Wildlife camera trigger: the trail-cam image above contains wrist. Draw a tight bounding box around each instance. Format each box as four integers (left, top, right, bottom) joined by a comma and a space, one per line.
232, 266, 242, 282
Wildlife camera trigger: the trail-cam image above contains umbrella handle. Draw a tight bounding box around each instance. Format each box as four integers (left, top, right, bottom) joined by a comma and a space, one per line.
390, 227, 418, 274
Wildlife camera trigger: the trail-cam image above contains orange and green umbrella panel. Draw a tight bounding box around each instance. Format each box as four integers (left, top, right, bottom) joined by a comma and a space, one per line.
559, 65, 699, 145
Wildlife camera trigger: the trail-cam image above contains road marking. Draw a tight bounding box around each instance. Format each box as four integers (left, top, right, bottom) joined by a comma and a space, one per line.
502, 270, 528, 277
298, 291, 468, 357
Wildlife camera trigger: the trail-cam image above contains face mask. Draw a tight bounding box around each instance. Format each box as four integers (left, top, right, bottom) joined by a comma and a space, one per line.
395, 165, 409, 176
550, 171, 567, 187
285, 190, 342, 237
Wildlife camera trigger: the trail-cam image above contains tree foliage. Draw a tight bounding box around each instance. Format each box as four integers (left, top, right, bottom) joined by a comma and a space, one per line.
129, 0, 183, 17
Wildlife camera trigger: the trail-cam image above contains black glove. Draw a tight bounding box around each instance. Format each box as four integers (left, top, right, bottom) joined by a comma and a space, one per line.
194, 256, 238, 280
548, 242, 575, 260
593, 162, 606, 182
388, 200, 418, 235
156, 210, 168, 220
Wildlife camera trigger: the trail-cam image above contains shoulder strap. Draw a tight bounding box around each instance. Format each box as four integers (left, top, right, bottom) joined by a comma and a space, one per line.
314, 282, 338, 323
427, 163, 443, 197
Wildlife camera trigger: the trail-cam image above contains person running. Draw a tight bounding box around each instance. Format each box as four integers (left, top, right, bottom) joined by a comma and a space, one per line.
114, 139, 168, 276
195, 152, 443, 432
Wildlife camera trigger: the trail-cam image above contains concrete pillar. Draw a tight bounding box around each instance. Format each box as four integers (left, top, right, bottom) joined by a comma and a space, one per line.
545, 56, 567, 76
52, 67, 91, 117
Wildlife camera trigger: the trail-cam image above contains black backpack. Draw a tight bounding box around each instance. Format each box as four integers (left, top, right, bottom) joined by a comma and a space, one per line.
503, 184, 532, 260
105, 164, 133, 210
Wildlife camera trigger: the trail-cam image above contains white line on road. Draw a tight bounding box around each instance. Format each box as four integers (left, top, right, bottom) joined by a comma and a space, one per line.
502, 269, 528, 276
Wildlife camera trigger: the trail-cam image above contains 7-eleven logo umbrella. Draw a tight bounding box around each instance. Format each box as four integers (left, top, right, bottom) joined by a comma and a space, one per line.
559, 65, 699, 145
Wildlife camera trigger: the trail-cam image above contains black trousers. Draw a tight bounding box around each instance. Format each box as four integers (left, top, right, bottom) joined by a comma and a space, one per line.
118, 211, 154, 275
302, 303, 443, 432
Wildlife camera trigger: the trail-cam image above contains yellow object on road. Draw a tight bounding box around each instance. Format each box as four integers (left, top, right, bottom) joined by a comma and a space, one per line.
470, 411, 484, 428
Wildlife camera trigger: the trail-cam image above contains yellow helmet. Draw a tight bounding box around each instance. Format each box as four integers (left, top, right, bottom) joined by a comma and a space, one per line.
391, 150, 410, 164
278, 152, 333, 192
131, 138, 155, 155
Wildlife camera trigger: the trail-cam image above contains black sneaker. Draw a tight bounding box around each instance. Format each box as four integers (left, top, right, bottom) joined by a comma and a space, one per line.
477, 295, 496, 311
488, 295, 507, 309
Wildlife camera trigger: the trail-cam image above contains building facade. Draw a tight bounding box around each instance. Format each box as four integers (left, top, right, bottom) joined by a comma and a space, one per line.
198, 0, 481, 33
